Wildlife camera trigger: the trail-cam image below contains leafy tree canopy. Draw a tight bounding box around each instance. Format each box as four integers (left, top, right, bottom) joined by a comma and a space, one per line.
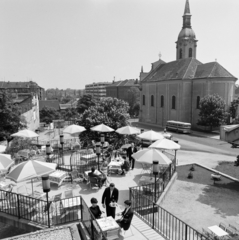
0, 90, 25, 141
40, 106, 61, 124
78, 97, 130, 146
197, 94, 226, 130
77, 94, 96, 114
61, 108, 80, 121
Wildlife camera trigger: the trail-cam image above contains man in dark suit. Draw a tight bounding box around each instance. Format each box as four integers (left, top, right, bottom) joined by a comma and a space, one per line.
127, 142, 137, 170
116, 200, 134, 231
88, 167, 106, 187
101, 183, 119, 218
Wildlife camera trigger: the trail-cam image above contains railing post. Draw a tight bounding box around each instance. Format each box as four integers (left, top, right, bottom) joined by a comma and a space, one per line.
185, 224, 188, 240
17, 194, 21, 219
152, 202, 155, 229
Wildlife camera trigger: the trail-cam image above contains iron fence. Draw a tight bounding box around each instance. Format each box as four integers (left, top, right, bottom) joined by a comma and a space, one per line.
81, 197, 108, 240
130, 191, 209, 240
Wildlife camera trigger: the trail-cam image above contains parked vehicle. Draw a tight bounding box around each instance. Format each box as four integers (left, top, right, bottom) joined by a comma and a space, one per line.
166, 120, 191, 134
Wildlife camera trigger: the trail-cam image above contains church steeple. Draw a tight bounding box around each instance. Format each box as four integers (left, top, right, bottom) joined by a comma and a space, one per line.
183, 0, 191, 29
176, 0, 197, 60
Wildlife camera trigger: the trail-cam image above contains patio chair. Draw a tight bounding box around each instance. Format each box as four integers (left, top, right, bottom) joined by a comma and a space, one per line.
70, 170, 84, 185
229, 224, 239, 233
141, 163, 152, 175
219, 222, 227, 231
202, 228, 214, 240
88, 177, 100, 189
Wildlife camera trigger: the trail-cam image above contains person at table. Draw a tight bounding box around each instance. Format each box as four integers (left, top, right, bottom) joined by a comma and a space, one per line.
102, 182, 119, 219
119, 156, 130, 176
127, 142, 137, 170
88, 167, 107, 187
116, 200, 134, 231
101, 159, 109, 176
89, 197, 102, 219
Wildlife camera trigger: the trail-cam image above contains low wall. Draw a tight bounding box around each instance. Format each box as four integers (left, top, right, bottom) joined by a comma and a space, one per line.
157, 172, 178, 206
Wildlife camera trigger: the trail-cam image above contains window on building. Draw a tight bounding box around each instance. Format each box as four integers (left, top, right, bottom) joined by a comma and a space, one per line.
196, 96, 200, 109
172, 96, 176, 109
179, 49, 182, 59
143, 95, 145, 105
189, 48, 193, 57
151, 95, 154, 107
161, 95, 164, 107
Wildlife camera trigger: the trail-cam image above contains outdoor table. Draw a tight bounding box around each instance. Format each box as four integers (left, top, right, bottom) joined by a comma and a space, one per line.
139, 176, 155, 186
84, 169, 102, 180
208, 225, 229, 238
49, 171, 68, 187
108, 160, 123, 175
94, 216, 120, 240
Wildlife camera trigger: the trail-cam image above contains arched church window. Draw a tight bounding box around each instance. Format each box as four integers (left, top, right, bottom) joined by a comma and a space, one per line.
189, 48, 193, 57
179, 49, 182, 59
172, 96, 176, 109
143, 95, 145, 105
151, 95, 154, 107
161, 95, 164, 107
196, 96, 200, 109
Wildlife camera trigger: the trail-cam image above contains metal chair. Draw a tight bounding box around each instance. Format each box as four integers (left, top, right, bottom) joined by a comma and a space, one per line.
88, 177, 100, 189
141, 163, 152, 175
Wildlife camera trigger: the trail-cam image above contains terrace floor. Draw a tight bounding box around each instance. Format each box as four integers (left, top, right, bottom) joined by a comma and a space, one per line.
0, 129, 236, 239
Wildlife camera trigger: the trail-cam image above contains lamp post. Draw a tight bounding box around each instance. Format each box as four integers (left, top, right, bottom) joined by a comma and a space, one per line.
60, 134, 64, 165
96, 143, 101, 170
46, 142, 51, 162
42, 175, 51, 228
153, 160, 159, 202
35, 129, 40, 144
100, 133, 105, 155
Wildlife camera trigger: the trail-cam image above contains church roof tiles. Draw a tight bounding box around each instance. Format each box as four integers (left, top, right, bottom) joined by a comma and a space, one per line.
142, 58, 236, 83
194, 62, 236, 79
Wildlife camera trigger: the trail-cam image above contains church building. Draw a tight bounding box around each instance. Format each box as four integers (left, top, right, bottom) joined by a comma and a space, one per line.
139, 0, 237, 129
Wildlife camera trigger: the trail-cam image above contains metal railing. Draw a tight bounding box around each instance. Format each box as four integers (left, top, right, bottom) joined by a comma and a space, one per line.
81, 197, 107, 240
129, 158, 209, 240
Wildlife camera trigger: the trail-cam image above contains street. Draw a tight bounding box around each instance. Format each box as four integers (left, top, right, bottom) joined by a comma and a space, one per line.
131, 121, 238, 157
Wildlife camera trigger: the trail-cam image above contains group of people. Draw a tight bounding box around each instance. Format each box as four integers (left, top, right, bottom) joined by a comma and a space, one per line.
89, 183, 134, 231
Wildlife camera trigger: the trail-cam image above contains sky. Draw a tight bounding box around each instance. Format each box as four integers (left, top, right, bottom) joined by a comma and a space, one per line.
0, 0, 239, 90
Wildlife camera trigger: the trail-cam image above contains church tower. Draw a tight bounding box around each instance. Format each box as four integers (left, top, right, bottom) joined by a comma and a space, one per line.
176, 0, 197, 60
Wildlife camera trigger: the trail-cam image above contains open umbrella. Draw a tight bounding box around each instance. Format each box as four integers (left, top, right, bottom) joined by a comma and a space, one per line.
6, 160, 57, 193
149, 138, 180, 161
91, 123, 114, 132
149, 138, 181, 150
137, 130, 164, 141
116, 126, 140, 135
11, 129, 39, 138
0, 154, 14, 172
132, 148, 172, 165
63, 124, 86, 135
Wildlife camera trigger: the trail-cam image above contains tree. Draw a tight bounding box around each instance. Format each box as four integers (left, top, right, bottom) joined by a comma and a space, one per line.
61, 108, 80, 121
60, 95, 74, 104
77, 94, 96, 114
197, 94, 226, 130
78, 97, 130, 146
229, 97, 239, 123
127, 87, 140, 116
39, 106, 61, 124
0, 90, 25, 141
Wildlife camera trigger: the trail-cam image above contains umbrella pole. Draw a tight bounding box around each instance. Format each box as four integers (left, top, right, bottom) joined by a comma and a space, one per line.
175, 150, 177, 165
31, 179, 34, 194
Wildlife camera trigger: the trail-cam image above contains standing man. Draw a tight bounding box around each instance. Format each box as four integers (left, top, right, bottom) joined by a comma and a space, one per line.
102, 183, 119, 219
127, 142, 137, 170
